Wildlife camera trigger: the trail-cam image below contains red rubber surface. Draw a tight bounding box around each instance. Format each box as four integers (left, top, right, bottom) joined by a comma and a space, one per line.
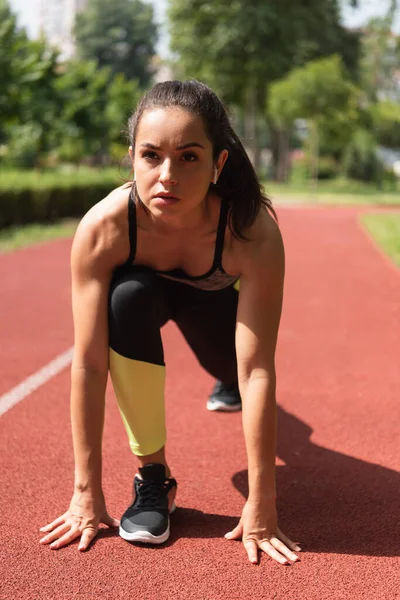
1, 206, 399, 600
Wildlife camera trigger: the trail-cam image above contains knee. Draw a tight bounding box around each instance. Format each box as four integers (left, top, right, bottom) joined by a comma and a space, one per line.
109, 267, 159, 326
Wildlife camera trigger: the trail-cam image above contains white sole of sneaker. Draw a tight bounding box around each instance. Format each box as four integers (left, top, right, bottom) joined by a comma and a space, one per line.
206, 399, 242, 412
119, 501, 177, 544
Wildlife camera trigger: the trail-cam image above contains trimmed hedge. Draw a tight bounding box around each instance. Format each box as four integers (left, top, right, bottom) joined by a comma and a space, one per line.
0, 168, 129, 228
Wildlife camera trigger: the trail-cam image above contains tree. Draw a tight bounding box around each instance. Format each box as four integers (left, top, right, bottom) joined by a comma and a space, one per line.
369, 101, 400, 148
0, 0, 26, 128
53, 60, 112, 161
53, 60, 141, 163
74, 0, 158, 87
168, 0, 361, 177
269, 55, 360, 183
105, 73, 142, 158
0, 2, 58, 130
360, 1, 400, 102
0, 0, 61, 165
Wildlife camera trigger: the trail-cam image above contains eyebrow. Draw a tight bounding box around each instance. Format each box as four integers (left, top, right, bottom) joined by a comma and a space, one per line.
140, 142, 205, 150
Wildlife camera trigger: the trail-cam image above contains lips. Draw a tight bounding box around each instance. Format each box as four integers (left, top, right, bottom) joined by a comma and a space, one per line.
153, 192, 180, 201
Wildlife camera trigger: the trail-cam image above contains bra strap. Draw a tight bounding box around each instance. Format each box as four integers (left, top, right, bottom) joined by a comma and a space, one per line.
213, 200, 229, 270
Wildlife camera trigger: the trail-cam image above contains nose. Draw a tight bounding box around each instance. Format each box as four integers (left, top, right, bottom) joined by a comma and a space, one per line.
159, 159, 177, 186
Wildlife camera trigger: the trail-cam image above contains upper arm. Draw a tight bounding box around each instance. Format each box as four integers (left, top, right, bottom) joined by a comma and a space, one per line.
235, 214, 285, 383
70, 213, 120, 374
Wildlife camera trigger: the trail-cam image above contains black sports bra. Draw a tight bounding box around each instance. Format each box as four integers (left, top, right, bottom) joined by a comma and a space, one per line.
123, 185, 239, 291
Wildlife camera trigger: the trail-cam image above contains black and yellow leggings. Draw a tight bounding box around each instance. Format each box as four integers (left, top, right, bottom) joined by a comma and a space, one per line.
108, 266, 239, 456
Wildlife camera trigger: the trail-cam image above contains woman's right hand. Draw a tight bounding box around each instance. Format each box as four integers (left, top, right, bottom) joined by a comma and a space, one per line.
39, 489, 120, 551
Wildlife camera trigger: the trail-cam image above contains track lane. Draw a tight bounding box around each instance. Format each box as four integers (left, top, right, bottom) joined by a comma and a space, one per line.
1, 206, 399, 600
0, 238, 73, 396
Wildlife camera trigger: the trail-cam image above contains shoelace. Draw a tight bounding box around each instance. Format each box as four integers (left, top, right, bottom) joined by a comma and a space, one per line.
135, 478, 170, 509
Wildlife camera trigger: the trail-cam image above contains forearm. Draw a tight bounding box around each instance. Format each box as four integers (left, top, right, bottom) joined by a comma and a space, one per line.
70, 364, 107, 492
240, 375, 277, 502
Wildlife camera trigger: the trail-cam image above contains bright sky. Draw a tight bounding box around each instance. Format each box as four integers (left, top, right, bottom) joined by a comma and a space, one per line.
9, 0, 400, 58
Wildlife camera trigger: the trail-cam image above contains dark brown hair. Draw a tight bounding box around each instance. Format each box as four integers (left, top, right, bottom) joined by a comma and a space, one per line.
127, 79, 276, 240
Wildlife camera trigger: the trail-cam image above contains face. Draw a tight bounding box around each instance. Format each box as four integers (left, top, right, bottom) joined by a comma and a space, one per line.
130, 107, 228, 222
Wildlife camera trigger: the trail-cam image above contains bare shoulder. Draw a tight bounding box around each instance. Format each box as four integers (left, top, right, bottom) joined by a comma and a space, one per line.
234, 205, 284, 279
71, 182, 132, 277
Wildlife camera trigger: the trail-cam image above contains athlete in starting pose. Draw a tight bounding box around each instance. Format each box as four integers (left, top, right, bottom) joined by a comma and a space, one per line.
39, 80, 301, 565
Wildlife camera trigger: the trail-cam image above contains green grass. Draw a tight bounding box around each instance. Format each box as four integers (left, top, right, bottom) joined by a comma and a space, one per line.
0, 165, 127, 191
0, 218, 79, 253
264, 177, 400, 206
360, 213, 400, 267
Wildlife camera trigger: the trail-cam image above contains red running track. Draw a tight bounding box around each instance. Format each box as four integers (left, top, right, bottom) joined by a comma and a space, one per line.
0, 206, 399, 600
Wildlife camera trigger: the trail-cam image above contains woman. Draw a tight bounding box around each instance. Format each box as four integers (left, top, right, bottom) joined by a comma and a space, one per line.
39, 80, 301, 566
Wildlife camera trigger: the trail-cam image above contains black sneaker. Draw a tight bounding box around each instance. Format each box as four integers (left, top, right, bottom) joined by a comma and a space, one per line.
119, 463, 177, 544
206, 380, 242, 412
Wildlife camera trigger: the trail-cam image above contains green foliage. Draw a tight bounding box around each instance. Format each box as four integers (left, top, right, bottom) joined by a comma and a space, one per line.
105, 74, 141, 146
269, 54, 361, 176
74, 0, 157, 86
0, 167, 123, 228
0, 0, 148, 170
50, 61, 142, 162
360, 5, 399, 102
1, 123, 42, 168
53, 60, 111, 160
342, 128, 384, 183
370, 101, 400, 148
0, 0, 29, 126
269, 55, 359, 126
169, 0, 361, 182
316, 156, 339, 180
168, 0, 361, 105
0, 1, 60, 150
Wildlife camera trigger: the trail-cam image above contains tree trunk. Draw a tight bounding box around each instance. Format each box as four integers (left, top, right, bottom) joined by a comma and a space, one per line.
269, 124, 291, 182
309, 120, 319, 188
244, 87, 261, 173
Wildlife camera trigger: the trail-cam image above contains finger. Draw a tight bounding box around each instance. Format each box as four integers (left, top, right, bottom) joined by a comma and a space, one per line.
276, 528, 302, 552
49, 527, 82, 550
225, 523, 242, 540
244, 539, 259, 564
101, 512, 120, 528
259, 540, 289, 565
269, 537, 299, 562
78, 527, 98, 552
39, 516, 66, 533
40, 523, 71, 545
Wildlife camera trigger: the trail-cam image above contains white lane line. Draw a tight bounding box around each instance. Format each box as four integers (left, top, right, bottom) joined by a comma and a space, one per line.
0, 347, 74, 417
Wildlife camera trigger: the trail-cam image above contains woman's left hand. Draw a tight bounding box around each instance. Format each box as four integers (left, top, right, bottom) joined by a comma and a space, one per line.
224, 498, 301, 565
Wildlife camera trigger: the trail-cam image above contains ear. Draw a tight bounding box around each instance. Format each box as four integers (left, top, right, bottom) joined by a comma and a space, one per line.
128, 145, 134, 161
214, 149, 229, 182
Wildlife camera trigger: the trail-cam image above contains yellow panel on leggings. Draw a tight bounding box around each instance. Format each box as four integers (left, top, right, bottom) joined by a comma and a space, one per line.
109, 348, 166, 456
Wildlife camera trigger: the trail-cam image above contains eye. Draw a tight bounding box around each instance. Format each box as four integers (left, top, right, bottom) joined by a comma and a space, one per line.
181, 153, 198, 162
142, 151, 159, 160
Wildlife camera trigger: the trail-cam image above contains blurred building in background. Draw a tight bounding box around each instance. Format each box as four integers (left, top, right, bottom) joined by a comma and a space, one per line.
38, 0, 87, 60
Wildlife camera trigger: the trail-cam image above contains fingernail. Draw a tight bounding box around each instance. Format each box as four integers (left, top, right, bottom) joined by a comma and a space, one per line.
224, 533, 231, 539
78, 545, 85, 551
